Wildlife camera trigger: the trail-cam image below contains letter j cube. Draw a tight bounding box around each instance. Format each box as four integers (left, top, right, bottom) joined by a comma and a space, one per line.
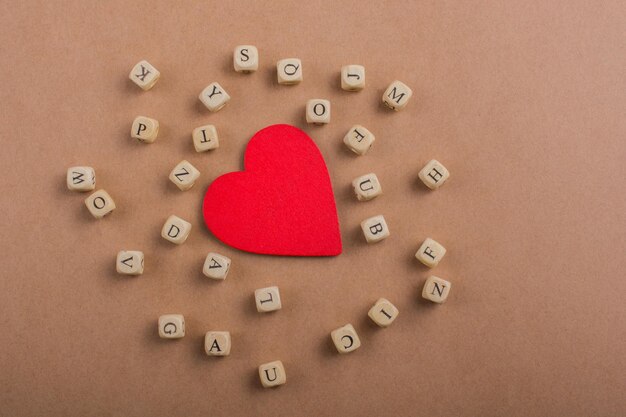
361, 215, 390, 243
161, 215, 192, 245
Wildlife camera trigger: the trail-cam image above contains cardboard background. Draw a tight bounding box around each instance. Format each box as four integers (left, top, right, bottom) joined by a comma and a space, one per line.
0, 1, 624, 416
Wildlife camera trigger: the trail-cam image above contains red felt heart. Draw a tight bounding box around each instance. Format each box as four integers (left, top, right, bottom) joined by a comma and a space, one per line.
202, 124, 342, 256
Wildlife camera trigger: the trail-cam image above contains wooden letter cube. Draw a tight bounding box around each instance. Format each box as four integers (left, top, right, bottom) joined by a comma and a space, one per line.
234, 45, 259, 73
331, 324, 361, 354
116, 250, 144, 275
161, 215, 192, 245
67, 166, 95, 192
84, 189, 116, 218
192, 124, 219, 152
418, 159, 450, 190
277, 58, 302, 85
306, 99, 331, 124
131, 116, 159, 143
255, 286, 281, 313
361, 215, 390, 243
341, 65, 365, 91
204, 331, 231, 356
158, 314, 185, 339
199, 82, 230, 112
382, 80, 413, 111
129, 60, 160, 91
352, 173, 382, 201
259, 360, 286, 388
343, 125, 375, 155
422, 276, 451, 303
169, 160, 200, 191
415, 237, 447, 268
368, 298, 399, 327
203, 252, 231, 280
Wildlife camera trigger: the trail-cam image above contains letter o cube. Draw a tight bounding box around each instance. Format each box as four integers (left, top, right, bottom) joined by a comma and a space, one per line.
306, 99, 331, 124
84, 189, 116, 219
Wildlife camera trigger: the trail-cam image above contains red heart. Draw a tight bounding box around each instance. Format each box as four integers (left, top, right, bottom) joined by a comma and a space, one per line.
202, 124, 342, 256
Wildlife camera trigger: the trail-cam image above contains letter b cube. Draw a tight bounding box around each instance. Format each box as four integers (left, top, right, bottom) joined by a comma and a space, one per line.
361, 215, 390, 243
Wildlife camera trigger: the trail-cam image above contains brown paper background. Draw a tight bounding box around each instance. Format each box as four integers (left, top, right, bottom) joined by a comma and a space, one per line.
1, 1, 625, 416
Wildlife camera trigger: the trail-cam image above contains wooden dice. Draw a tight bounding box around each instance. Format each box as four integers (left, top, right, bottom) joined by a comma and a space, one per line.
161, 215, 192, 245
306, 99, 331, 124
116, 250, 144, 275
199, 82, 230, 112
169, 160, 200, 191
192, 124, 219, 152
131, 116, 159, 143
352, 173, 382, 201
259, 360, 286, 388
234, 45, 259, 73
415, 237, 447, 268
158, 314, 185, 339
418, 159, 450, 190
67, 166, 95, 192
129, 60, 160, 91
343, 125, 375, 155
204, 331, 231, 356
422, 276, 451, 303
382, 80, 412, 111
368, 298, 399, 327
341, 65, 365, 91
84, 189, 116, 218
277, 58, 302, 85
203, 252, 231, 280
255, 286, 281, 313
331, 324, 361, 354
361, 215, 390, 243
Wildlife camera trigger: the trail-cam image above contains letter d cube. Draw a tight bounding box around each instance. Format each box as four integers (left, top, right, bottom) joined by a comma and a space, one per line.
161, 215, 192, 245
